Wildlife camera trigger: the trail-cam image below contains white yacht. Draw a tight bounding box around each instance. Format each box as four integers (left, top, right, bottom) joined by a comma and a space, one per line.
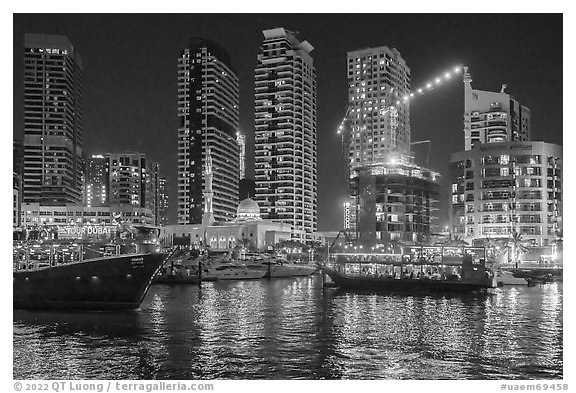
202, 259, 267, 281
255, 257, 317, 278
497, 271, 529, 286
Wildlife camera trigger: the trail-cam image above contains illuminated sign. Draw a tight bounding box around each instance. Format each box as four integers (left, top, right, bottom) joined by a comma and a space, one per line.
57, 225, 118, 239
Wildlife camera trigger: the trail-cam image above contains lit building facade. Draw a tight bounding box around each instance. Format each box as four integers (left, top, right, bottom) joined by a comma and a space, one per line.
449, 141, 562, 246
23, 34, 84, 205
237, 131, 246, 180
14, 173, 21, 227
344, 46, 438, 243
153, 162, 169, 227
14, 141, 24, 227
21, 203, 154, 230
350, 154, 440, 244
254, 27, 317, 241
177, 38, 240, 225
84, 154, 109, 207
346, 46, 411, 170
463, 67, 530, 150
108, 153, 154, 213
343, 202, 351, 230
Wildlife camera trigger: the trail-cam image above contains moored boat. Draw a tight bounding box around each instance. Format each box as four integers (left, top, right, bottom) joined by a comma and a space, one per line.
322, 246, 496, 294
202, 257, 267, 281
14, 252, 166, 310
13, 224, 168, 310
496, 271, 529, 286
261, 260, 317, 278
239, 253, 317, 278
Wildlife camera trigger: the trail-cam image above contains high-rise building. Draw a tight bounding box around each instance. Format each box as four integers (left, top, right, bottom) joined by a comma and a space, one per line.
177, 38, 240, 225
344, 46, 439, 244
346, 46, 411, 170
108, 153, 154, 212
156, 176, 169, 227
463, 67, 530, 151
14, 173, 21, 228
449, 141, 562, 247
236, 131, 246, 180
13, 140, 24, 227
85, 154, 109, 207
254, 27, 317, 241
152, 162, 169, 226
23, 34, 83, 205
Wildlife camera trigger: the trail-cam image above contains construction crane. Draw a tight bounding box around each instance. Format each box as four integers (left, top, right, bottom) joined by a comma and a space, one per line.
336, 64, 463, 163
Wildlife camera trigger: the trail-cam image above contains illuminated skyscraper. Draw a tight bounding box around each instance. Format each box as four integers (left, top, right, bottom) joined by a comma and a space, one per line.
23, 34, 83, 205
177, 38, 240, 224
84, 154, 109, 207
346, 46, 411, 170
463, 67, 531, 150
345, 46, 439, 243
152, 162, 169, 226
236, 131, 246, 180
254, 27, 317, 241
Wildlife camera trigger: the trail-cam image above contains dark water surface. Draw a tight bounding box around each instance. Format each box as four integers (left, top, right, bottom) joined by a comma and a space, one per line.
13, 276, 563, 379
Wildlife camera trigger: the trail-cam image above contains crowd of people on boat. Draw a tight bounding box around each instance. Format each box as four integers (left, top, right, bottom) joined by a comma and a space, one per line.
341, 264, 462, 281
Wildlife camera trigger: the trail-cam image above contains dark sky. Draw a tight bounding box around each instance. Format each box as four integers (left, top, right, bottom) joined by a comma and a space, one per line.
13, 14, 563, 231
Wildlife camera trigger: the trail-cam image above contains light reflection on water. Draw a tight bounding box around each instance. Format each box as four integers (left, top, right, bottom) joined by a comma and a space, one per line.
13, 276, 562, 380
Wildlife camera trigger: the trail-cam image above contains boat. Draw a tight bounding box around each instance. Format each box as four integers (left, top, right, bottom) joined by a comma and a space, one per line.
152, 249, 203, 285
321, 246, 496, 294
260, 260, 317, 278
203, 263, 268, 281
496, 270, 529, 286
13, 224, 168, 310
238, 252, 317, 278
202, 257, 267, 281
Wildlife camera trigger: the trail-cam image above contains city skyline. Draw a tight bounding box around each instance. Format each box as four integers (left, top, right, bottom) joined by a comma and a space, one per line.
12, 14, 563, 231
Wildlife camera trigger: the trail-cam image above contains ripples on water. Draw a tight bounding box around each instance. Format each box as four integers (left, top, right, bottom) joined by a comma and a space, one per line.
13, 277, 563, 380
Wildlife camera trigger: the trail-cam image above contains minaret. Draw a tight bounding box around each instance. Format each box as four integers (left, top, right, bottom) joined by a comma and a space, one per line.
202, 147, 215, 227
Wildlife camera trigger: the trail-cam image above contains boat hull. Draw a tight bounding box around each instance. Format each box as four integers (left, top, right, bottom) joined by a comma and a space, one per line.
13, 253, 166, 310
323, 268, 492, 293
205, 270, 267, 281
152, 274, 200, 285
266, 265, 317, 278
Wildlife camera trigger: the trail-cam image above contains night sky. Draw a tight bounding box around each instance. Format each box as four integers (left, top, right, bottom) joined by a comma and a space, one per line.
12, 14, 563, 231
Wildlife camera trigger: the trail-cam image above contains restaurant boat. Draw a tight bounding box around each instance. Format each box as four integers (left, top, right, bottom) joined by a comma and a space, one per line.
13, 224, 169, 310
321, 246, 496, 293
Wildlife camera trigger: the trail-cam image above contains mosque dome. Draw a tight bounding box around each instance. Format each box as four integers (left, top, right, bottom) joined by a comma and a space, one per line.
236, 198, 261, 220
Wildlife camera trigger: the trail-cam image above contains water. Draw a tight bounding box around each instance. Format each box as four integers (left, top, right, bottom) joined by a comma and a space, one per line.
13, 276, 563, 380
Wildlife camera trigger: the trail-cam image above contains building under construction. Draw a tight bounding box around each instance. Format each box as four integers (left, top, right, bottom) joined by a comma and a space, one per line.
342, 46, 442, 245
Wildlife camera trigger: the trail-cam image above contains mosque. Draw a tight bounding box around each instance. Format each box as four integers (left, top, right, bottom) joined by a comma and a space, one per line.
160, 149, 292, 251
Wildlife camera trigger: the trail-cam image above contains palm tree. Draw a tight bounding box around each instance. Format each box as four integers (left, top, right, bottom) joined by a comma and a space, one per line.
305, 240, 323, 262
444, 235, 469, 247
385, 238, 404, 254
234, 237, 255, 257
508, 232, 530, 268
478, 236, 506, 261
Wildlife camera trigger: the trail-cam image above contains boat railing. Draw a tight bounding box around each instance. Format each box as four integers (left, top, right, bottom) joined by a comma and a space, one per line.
13, 240, 162, 272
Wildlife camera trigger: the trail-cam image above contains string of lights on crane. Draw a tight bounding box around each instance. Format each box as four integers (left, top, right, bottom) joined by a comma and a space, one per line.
337, 65, 464, 135
396, 65, 463, 105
